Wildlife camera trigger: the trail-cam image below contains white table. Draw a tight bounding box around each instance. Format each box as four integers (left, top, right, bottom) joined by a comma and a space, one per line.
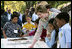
1, 36, 49, 48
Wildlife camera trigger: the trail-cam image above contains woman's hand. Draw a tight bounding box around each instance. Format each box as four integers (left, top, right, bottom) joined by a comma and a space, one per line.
28, 39, 37, 48
46, 34, 51, 37
28, 45, 34, 48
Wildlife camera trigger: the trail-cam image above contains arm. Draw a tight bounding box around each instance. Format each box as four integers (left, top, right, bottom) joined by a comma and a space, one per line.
29, 19, 43, 48
3, 30, 7, 38
2, 22, 8, 39
22, 33, 29, 37
29, 39, 38, 48
22, 24, 27, 33
45, 30, 55, 48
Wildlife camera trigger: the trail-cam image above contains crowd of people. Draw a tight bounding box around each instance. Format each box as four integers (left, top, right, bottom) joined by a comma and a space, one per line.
1, 1, 71, 48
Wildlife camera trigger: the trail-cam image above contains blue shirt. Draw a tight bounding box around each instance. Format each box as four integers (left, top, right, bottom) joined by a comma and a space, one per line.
45, 30, 56, 48
58, 23, 71, 48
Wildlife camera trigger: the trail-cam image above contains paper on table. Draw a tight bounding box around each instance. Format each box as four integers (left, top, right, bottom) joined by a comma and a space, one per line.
14, 30, 18, 33
1, 36, 49, 48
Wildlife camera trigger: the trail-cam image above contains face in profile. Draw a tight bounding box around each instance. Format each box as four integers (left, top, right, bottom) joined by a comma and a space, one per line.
48, 23, 54, 31
37, 12, 48, 19
55, 18, 63, 28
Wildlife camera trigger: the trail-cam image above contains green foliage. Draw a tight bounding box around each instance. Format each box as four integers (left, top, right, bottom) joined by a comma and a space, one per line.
4, 1, 26, 14
1, 1, 71, 14
47, 1, 71, 8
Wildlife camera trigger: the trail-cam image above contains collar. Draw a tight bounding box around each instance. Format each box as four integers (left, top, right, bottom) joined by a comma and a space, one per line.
59, 23, 70, 31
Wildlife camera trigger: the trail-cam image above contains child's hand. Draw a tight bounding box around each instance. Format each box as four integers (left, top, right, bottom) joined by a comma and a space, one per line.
26, 29, 29, 33
22, 35, 26, 37
26, 29, 29, 31
46, 34, 50, 37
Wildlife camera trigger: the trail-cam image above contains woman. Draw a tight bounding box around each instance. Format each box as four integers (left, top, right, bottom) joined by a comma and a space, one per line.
29, 5, 58, 48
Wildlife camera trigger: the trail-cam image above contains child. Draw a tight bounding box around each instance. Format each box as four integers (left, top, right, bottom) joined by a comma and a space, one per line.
3, 13, 22, 38
45, 18, 59, 48
22, 16, 36, 34
55, 12, 71, 48
22, 18, 47, 42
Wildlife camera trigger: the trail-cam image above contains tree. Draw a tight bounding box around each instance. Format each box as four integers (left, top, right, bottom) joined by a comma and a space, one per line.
47, 1, 71, 8
1, 1, 4, 9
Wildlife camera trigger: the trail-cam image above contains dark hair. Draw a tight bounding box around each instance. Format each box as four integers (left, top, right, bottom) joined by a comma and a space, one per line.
11, 12, 19, 20
34, 18, 40, 24
13, 11, 20, 16
55, 12, 70, 23
48, 18, 55, 26
31, 8, 35, 12
45, 4, 52, 9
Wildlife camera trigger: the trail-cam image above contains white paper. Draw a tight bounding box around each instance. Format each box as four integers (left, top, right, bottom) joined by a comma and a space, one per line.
14, 30, 18, 33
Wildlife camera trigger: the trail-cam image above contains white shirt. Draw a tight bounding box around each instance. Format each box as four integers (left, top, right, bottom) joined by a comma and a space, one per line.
58, 23, 71, 48
8, 13, 11, 21
32, 12, 38, 21
19, 13, 22, 22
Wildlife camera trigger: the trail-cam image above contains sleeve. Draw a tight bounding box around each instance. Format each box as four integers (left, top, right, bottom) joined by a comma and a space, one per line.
22, 23, 27, 33
45, 37, 51, 47
1, 15, 8, 28
33, 19, 43, 40
3, 22, 8, 31
45, 31, 55, 48
52, 12, 58, 18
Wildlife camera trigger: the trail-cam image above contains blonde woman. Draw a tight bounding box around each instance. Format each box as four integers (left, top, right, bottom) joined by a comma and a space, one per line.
29, 5, 58, 48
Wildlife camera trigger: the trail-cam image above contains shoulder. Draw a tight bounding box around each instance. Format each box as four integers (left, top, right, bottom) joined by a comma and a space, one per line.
63, 24, 71, 30
39, 18, 45, 25
1, 15, 6, 17
52, 30, 56, 35
52, 12, 59, 15
31, 22, 35, 25
24, 22, 28, 25
6, 21, 11, 24
61, 23, 71, 34
39, 18, 44, 22
52, 12, 59, 17
4, 21, 11, 26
